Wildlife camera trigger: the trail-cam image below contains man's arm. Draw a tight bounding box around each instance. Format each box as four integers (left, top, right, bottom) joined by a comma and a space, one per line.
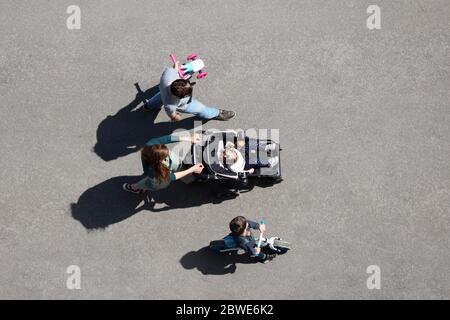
162, 103, 182, 122
173, 61, 180, 71
169, 111, 182, 122
160, 67, 182, 121
160, 67, 179, 88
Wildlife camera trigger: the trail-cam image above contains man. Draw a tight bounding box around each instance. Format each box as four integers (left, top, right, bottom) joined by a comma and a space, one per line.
143, 60, 235, 121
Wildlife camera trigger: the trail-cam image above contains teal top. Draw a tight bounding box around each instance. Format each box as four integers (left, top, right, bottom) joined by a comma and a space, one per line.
141, 135, 182, 190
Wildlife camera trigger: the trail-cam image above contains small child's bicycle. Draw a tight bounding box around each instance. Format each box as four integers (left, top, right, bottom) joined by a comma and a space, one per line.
170, 53, 208, 80
209, 220, 291, 254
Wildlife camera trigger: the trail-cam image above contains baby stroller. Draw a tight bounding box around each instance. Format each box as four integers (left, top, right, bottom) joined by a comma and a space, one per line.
186, 129, 283, 198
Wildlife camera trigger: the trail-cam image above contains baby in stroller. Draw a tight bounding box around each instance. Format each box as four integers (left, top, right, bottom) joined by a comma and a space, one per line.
219, 136, 279, 174
190, 129, 282, 196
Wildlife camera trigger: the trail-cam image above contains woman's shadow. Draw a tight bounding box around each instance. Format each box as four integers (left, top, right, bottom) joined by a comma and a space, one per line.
70, 171, 281, 230
179, 247, 258, 275
70, 175, 233, 230
93, 83, 199, 161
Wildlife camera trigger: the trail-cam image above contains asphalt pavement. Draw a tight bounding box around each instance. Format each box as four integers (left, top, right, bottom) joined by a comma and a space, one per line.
0, 0, 449, 299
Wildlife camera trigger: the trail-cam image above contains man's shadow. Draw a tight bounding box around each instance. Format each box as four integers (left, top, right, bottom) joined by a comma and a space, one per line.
179, 247, 258, 275
93, 83, 200, 161
70, 175, 233, 230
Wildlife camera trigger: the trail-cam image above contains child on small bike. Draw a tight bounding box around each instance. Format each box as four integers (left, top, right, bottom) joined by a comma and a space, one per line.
229, 216, 276, 263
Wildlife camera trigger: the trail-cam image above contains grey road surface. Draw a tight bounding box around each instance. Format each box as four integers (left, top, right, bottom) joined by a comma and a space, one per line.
0, 0, 449, 299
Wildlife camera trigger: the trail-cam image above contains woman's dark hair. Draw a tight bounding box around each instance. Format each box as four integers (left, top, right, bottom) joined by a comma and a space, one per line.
229, 216, 247, 237
141, 144, 170, 182
170, 79, 194, 98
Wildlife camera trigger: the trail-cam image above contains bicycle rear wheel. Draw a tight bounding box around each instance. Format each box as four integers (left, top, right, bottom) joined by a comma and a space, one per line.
273, 239, 291, 250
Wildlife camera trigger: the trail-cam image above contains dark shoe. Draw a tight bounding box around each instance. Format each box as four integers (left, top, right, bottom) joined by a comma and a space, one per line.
122, 183, 145, 195
263, 254, 277, 263
214, 109, 236, 121
142, 100, 151, 111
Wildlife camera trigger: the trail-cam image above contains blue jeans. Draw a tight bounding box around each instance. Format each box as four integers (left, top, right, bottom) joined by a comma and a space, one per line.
256, 252, 267, 261
145, 91, 219, 119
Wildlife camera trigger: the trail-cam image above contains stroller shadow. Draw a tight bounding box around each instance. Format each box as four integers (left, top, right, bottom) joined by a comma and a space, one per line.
179, 246, 258, 275
70, 175, 230, 230
94, 83, 201, 162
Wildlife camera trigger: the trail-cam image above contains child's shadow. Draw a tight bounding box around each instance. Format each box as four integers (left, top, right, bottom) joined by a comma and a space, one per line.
70, 175, 231, 230
93, 83, 199, 162
179, 247, 258, 275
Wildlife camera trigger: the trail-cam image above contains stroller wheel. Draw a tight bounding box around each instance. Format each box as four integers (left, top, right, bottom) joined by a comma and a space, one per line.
218, 190, 239, 198
276, 247, 289, 254
272, 177, 283, 183
194, 174, 209, 183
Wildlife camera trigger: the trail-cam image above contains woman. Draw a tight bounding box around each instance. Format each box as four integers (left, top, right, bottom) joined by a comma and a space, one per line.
123, 133, 204, 194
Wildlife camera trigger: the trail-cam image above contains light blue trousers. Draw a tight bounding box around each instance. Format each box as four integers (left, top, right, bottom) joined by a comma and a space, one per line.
146, 91, 219, 119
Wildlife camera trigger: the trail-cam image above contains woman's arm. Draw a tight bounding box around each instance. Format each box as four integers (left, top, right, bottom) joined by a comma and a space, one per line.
145, 133, 201, 146
139, 164, 203, 190
145, 134, 181, 146
173, 164, 204, 180
173, 168, 194, 181
179, 133, 202, 144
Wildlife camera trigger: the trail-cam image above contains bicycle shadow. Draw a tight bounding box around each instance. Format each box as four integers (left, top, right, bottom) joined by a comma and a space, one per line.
70, 175, 231, 230
93, 83, 200, 162
179, 246, 258, 275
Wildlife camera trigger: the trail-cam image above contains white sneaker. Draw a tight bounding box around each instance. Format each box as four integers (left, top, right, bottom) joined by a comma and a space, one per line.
267, 156, 279, 168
